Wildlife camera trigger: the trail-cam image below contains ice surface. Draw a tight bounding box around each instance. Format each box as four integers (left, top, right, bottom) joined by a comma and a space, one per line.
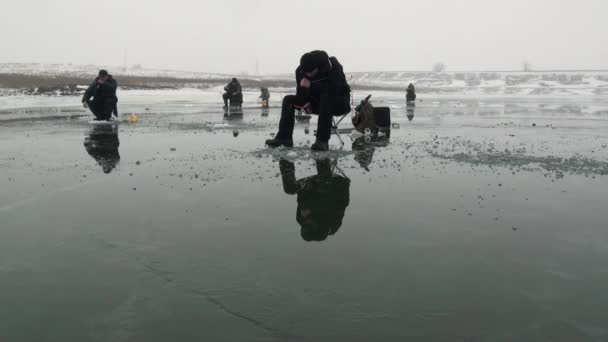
2, 93, 608, 342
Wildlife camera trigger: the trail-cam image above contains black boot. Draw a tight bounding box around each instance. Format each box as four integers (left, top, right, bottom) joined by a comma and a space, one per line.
311, 139, 329, 151
265, 136, 294, 148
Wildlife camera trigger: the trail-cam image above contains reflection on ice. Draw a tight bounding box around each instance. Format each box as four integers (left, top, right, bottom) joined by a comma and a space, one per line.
279, 158, 350, 242
352, 132, 391, 171
407, 102, 415, 121
83, 125, 120, 174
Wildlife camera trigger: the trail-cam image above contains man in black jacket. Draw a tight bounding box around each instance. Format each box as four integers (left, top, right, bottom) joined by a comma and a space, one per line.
82, 70, 118, 121
406, 83, 416, 103
279, 158, 350, 241
266, 50, 351, 151
223, 78, 243, 108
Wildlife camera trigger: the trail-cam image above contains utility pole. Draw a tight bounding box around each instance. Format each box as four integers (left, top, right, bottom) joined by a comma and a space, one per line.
123, 49, 128, 73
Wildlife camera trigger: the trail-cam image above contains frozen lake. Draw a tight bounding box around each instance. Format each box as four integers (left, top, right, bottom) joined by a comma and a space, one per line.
1, 92, 608, 341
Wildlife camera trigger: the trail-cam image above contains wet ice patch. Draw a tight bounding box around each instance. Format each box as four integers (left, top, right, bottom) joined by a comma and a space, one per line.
251, 146, 355, 161
211, 123, 233, 128
419, 137, 608, 178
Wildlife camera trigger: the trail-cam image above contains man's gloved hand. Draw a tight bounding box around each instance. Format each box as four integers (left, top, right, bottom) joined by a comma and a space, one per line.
300, 78, 311, 89
294, 103, 312, 114
82, 101, 88, 108
302, 102, 312, 114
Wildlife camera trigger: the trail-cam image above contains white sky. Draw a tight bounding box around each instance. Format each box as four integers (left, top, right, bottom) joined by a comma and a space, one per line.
1, 0, 607, 74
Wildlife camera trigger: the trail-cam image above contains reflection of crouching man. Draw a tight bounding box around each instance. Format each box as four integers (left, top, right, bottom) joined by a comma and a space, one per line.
82, 69, 118, 121
279, 159, 350, 241
84, 125, 120, 174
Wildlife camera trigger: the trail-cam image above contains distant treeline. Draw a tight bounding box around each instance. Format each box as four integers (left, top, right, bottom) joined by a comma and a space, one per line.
0, 73, 293, 90
0, 73, 399, 95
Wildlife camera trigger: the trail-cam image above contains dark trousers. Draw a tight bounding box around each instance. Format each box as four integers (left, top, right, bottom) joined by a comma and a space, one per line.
223, 93, 243, 107
87, 100, 115, 120
277, 94, 350, 142
280, 158, 332, 195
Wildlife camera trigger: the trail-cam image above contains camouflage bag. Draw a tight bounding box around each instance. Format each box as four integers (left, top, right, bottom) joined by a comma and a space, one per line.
351, 95, 378, 134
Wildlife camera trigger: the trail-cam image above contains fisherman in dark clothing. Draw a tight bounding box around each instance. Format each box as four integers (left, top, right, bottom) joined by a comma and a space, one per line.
259, 87, 270, 108
266, 50, 351, 151
82, 69, 118, 121
223, 78, 243, 108
406, 83, 416, 103
84, 125, 120, 174
279, 158, 350, 241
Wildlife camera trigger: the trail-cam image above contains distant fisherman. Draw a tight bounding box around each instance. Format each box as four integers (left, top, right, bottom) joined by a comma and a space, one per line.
406, 83, 416, 103
223, 78, 243, 109
82, 69, 118, 121
259, 87, 270, 108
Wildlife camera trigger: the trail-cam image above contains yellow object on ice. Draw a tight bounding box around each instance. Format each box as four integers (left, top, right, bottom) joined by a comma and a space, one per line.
128, 114, 139, 123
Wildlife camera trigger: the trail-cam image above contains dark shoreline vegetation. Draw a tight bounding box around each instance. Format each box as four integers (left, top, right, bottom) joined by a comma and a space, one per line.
0, 73, 400, 96
2, 70, 607, 97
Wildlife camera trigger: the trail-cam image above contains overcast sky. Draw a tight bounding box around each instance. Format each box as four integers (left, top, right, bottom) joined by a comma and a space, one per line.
1, 0, 606, 74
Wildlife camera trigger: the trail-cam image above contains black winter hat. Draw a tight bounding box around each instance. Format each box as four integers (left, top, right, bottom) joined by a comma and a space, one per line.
300, 50, 329, 73
98, 69, 109, 77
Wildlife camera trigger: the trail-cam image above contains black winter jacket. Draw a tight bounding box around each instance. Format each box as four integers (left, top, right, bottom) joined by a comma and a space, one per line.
82, 76, 118, 104
224, 82, 242, 95
295, 51, 351, 100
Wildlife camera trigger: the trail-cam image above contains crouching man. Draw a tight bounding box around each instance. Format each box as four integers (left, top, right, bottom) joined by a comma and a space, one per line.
259, 87, 270, 108
82, 69, 118, 121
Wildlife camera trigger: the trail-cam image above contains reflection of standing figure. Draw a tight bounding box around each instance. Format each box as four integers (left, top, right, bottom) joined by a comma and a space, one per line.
84, 125, 120, 174
406, 83, 416, 103
279, 158, 350, 241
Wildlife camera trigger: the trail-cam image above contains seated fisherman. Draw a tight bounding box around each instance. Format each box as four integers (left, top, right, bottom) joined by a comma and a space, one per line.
406, 83, 416, 103
223, 78, 243, 108
265, 50, 351, 151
